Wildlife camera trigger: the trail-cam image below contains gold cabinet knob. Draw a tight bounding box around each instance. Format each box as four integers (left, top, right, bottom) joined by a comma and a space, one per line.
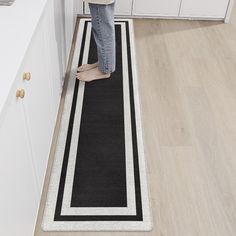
16, 89, 25, 98
23, 72, 31, 81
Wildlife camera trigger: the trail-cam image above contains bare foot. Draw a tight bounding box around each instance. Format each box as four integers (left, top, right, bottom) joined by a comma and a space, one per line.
76, 67, 111, 82
77, 62, 99, 72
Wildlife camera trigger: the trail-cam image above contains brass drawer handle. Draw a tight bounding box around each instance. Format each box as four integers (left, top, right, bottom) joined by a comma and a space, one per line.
16, 89, 25, 98
23, 72, 31, 81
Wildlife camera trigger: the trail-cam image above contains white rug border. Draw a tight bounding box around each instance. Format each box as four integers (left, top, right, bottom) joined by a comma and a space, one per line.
61, 22, 136, 216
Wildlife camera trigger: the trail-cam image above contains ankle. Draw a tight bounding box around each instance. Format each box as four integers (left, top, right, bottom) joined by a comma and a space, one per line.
97, 67, 109, 75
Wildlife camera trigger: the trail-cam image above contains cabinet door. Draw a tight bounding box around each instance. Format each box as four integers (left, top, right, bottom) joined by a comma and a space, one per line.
84, 0, 133, 15
21, 9, 55, 196
65, 0, 77, 63
133, 0, 181, 16
75, 0, 83, 14
179, 0, 230, 18
44, 0, 65, 119
0, 83, 39, 236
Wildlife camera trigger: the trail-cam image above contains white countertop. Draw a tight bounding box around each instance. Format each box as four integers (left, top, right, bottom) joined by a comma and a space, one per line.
0, 0, 48, 122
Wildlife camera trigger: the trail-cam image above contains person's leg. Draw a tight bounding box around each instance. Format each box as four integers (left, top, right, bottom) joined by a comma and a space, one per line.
91, 2, 116, 74
77, 2, 116, 82
77, 4, 100, 72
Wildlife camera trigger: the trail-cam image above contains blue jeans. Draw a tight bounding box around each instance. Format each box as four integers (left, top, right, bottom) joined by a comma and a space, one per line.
88, 2, 116, 74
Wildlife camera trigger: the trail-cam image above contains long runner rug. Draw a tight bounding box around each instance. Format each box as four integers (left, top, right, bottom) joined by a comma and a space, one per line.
42, 18, 152, 231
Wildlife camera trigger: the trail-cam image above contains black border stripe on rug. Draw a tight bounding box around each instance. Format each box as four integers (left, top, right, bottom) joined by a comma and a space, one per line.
54, 20, 143, 221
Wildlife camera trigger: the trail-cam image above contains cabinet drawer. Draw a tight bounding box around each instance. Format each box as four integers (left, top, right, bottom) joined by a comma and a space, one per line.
178, 0, 229, 18
132, 0, 181, 16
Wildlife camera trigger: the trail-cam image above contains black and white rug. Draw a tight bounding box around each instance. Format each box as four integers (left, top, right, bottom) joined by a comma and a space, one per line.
42, 18, 152, 231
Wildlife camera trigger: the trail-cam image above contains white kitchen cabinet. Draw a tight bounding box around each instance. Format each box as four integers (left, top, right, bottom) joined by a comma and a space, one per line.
75, 0, 83, 15
0, 80, 39, 236
77, 0, 234, 21
133, 0, 181, 17
65, 0, 78, 63
0, 0, 73, 235
45, 0, 65, 118
179, 0, 230, 18
115, 0, 133, 15
20, 5, 56, 196
84, 0, 133, 15
19, 0, 70, 197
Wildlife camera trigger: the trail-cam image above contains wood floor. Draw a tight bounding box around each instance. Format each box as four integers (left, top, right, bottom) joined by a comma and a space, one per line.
35, 6, 236, 236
